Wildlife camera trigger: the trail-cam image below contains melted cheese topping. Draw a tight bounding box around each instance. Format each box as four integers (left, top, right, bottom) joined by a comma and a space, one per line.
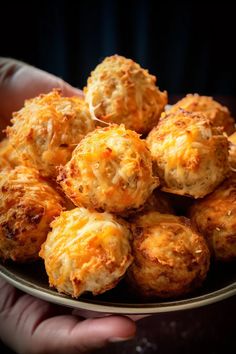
59, 124, 159, 213
84, 55, 167, 134
169, 94, 235, 135
228, 132, 236, 171
7, 90, 95, 178
0, 138, 19, 170
147, 109, 229, 198
40, 207, 133, 297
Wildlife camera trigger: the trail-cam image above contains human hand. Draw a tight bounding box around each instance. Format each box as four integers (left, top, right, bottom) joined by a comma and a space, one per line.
0, 57, 83, 134
0, 278, 136, 354
0, 57, 136, 353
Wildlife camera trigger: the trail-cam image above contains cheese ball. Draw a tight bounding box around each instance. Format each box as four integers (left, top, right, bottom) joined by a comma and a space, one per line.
84, 55, 167, 135
147, 109, 229, 198
228, 132, 236, 170
127, 211, 210, 298
189, 174, 236, 261
0, 138, 19, 170
169, 94, 235, 135
0, 156, 10, 170
7, 90, 95, 178
40, 207, 133, 297
0, 166, 64, 262
59, 124, 159, 214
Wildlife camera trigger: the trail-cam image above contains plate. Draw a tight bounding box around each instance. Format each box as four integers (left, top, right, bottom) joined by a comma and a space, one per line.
1, 260, 236, 314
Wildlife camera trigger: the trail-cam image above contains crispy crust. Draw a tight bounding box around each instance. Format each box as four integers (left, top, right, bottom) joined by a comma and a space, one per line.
0, 155, 11, 170
127, 211, 210, 298
228, 132, 236, 170
169, 94, 235, 135
40, 207, 133, 297
58, 124, 159, 214
189, 173, 236, 261
84, 55, 167, 135
0, 166, 64, 261
7, 90, 95, 178
147, 109, 229, 198
0, 138, 19, 170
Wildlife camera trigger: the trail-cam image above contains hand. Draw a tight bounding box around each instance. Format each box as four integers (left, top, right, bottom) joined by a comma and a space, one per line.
0, 58, 83, 134
0, 57, 136, 353
0, 278, 136, 354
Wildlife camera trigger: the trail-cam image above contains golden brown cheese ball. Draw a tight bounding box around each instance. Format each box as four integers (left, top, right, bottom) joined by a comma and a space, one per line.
189, 174, 236, 261
0, 138, 19, 170
0, 154, 11, 170
127, 211, 210, 298
0, 166, 64, 262
147, 109, 229, 198
59, 124, 159, 214
84, 55, 167, 135
169, 94, 235, 135
228, 132, 236, 170
7, 90, 95, 178
40, 207, 133, 297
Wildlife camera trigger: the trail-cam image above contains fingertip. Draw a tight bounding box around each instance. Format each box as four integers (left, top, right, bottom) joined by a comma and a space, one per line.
83, 315, 137, 341
107, 316, 137, 343
108, 315, 137, 338
56, 315, 137, 353
60, 82, 84, 99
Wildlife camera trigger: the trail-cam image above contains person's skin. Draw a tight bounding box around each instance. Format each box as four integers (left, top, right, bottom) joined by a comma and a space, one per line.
0, 58, 136, 354
0, 58, 84, 134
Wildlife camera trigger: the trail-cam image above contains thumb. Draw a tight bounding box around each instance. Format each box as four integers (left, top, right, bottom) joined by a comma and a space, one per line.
0, 58, 83, 128
31, 314, 136, 354
68, 316, 136, 351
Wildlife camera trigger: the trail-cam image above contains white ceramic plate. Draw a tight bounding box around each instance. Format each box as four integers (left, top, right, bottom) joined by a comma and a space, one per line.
1, 260, 236, 314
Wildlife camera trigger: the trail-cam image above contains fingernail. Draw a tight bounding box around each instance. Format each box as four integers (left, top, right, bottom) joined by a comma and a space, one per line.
109, 336, 135, 343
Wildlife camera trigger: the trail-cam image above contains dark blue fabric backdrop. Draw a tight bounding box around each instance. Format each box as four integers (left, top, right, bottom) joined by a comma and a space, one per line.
1, 0, 235, 96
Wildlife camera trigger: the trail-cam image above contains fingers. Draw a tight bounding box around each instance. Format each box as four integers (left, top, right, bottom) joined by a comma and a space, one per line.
0, 278, 22, 312
0, 57, 84, 129
71, 316, 136, 349
9, 63, 84, 100
29, 314, 136, 354
0, 283, 136, 354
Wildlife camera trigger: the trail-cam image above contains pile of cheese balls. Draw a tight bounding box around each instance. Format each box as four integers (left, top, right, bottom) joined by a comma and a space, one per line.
1, 54, 235, 300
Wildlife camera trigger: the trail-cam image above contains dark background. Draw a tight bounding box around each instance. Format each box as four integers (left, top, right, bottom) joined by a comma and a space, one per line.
1, 0, 236, 101
1, 1, 236, 353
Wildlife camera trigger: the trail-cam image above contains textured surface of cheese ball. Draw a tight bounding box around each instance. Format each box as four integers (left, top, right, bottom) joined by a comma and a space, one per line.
59, 124, 159, 214
84, 55, 167, 135
7, 90, 95, 178
0, 154, 11, 170
0, 138, 19, 170
147, 109, 229, 198
40, 207, 133, 297
169, 94, 235, 136
228, 132, 236, 171
190, 174, 236, 261
127, 211, 210, 298
0, 166, 64, 262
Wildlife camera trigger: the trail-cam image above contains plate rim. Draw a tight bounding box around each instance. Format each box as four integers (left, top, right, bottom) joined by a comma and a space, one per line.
1, 263, 236, 314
